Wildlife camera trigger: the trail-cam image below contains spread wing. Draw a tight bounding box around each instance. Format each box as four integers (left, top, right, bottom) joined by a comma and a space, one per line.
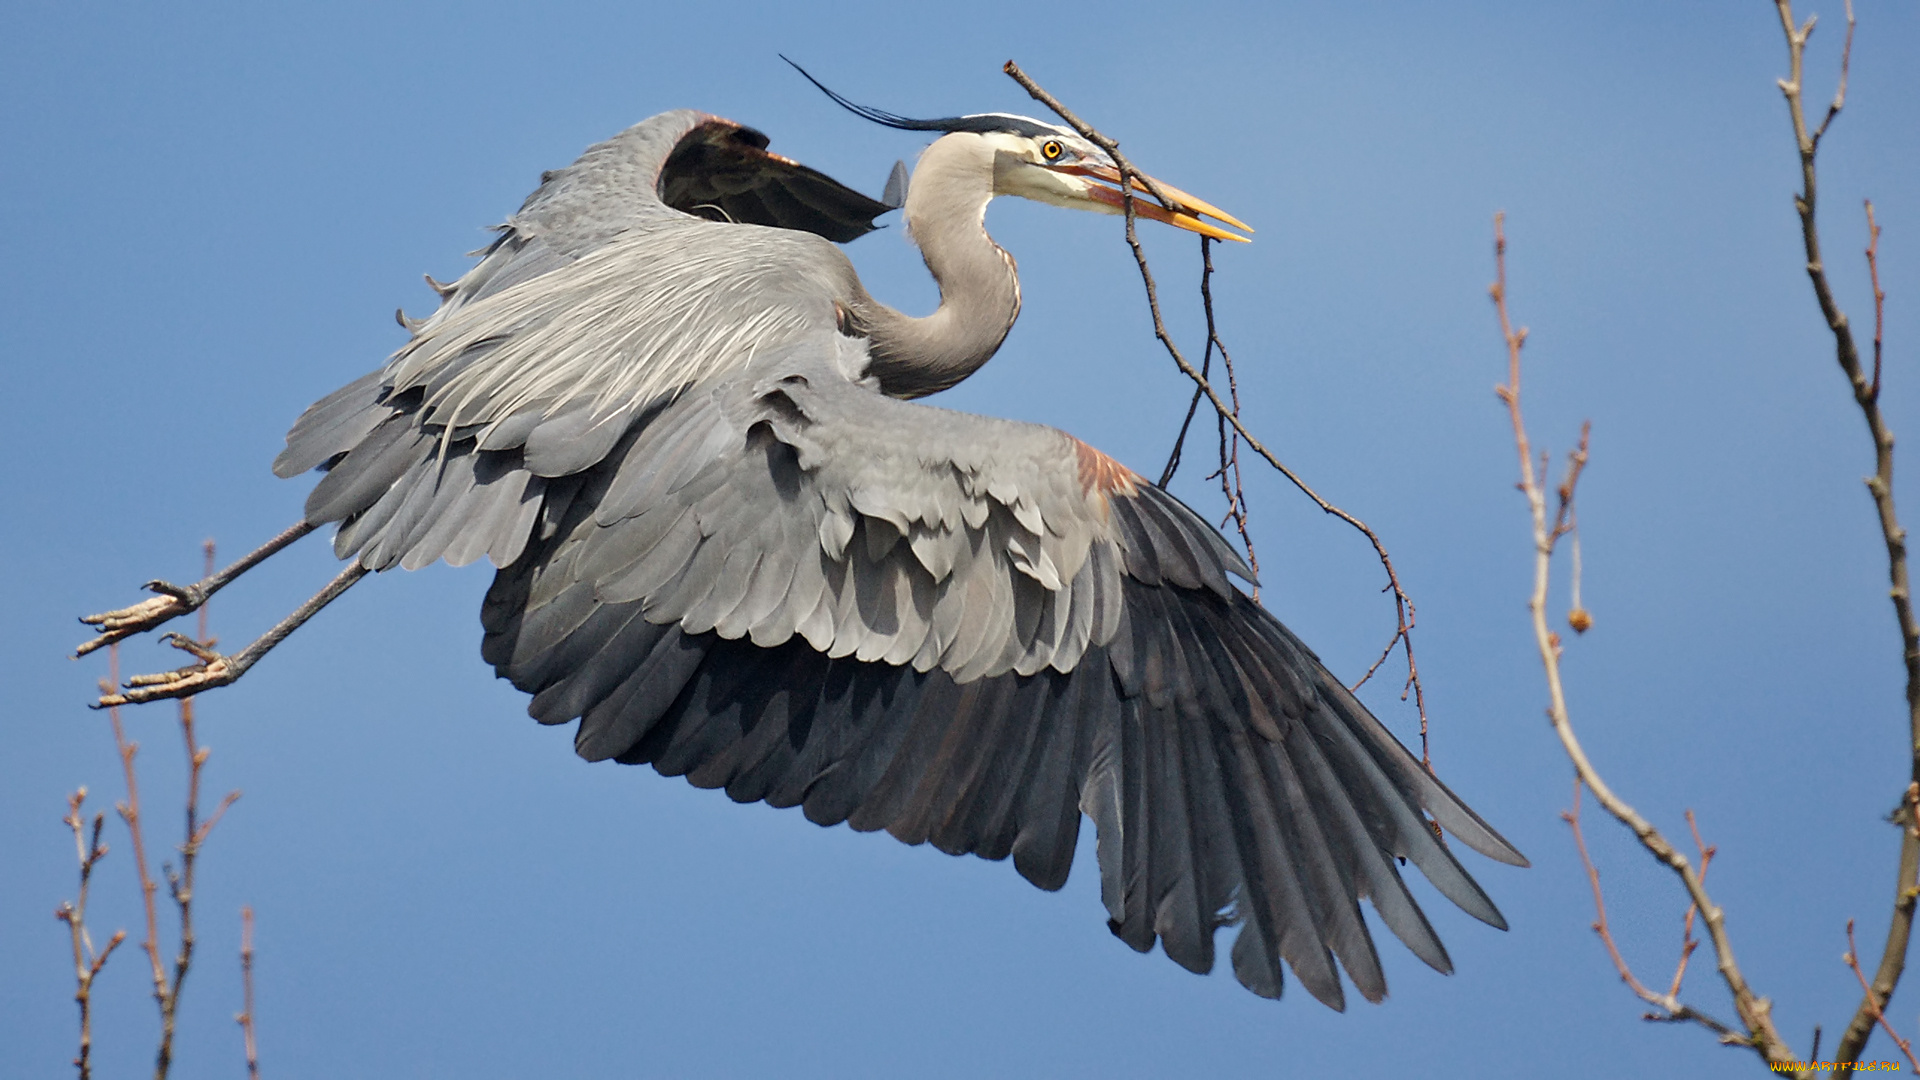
478, 331, 1527, 1009
272, 112, 886, 572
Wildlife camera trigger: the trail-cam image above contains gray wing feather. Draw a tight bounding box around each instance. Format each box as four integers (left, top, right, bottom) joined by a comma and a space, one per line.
279, 111, 891, 577
558, 335, 1180, 682
304, 416, 433, 528
273, 369, 389, 478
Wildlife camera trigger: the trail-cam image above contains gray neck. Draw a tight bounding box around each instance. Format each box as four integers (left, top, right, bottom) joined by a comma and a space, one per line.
850, 134, 1021, 399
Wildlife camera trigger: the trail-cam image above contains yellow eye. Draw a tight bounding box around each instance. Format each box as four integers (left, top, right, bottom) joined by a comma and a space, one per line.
1041, 140, 1063, 161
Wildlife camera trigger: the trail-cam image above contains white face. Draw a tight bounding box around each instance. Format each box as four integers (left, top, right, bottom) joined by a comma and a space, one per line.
927, 124, 1249, 242
983, 130, 1121, 212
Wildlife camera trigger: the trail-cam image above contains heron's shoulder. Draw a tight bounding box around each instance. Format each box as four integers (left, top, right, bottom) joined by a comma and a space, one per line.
515, 110, 894, 253
504, 111, 714, 254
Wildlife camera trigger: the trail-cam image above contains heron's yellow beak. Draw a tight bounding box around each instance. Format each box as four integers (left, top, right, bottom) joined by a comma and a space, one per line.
1053, 162, 1252, 242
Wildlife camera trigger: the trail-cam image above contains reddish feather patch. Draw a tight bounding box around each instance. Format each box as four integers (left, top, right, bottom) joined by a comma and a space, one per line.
1072, 438, 1141, 502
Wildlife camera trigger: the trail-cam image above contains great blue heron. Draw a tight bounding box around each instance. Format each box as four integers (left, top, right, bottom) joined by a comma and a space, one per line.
80, 67, 1526, 1008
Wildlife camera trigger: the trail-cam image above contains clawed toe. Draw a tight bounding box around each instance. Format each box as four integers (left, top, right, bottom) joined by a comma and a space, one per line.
76, 521, 331, 708
78, 538, 360, 710
156, 631, 222, 663
98, 648, 234, 708
76, 581, 207, 657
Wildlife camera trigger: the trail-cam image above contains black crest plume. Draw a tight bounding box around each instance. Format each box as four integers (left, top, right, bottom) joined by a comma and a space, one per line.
780, 57, 1064, 140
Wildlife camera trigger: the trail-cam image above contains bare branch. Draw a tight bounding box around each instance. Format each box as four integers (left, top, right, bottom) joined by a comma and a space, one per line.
1773, 1, 1919, 1063
55, 789, 127, 1080
1158, 337, 1210, 487
1665, 810, 1716, 1000
104, 648, 170, 1068
101, 542, 245, 1080
237, 907, 260, 1080
1846, 918, 1920, 1070
155, 540, 238, 1079
1493, 214, 1802, 1071
1200, 238, 1262, 598
1811, 0, 1856, 148
1003, 60, 1432, 766
1867, 201, 1885, 400
1561, 779, 1738, 1040
1157, 239, 1260, 594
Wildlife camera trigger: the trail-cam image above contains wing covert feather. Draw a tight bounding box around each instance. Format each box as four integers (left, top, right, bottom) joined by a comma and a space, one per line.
522, 334, 1245, 682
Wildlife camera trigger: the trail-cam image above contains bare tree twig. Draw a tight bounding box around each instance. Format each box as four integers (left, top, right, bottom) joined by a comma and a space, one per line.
1847, 918, 1920, 1070
56, 789, 127, 1080
1560, 779, 1739, 1040
1003, 60, 1432, 766
1665, 810, 1716, 1000
1158, 358, 1210, 487
1159, 239, 1260, 597
1867, 201, 1885, 400
1158, 260, 1213, 491
1492, 214, 1802, 1071
237, 906, 260, 1080
102, 542, 244, 1080
1774, 1, 1919, 1064
104, 646, 170, 1072
1152, 237, 1266, 600
1809, 0, 1855, 148
158, 695, 239, 1078
1198, 237, 1262, 598
153, 540, 240, 1079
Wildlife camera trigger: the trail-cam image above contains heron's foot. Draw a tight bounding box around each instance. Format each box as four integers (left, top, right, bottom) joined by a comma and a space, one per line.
95, 633, 235, 708
76, 580, 208, 657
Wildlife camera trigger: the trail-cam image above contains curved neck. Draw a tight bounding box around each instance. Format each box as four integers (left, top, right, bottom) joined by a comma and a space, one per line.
851, 134, 1021, 399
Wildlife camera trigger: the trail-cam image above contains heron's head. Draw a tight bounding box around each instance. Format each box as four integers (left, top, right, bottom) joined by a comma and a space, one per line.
785, 59, 1250, 243
974, 122, 1248, 242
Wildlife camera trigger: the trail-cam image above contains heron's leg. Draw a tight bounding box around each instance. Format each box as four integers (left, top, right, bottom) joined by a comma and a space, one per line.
95, 561, 369, 708
77, 520, 318, 657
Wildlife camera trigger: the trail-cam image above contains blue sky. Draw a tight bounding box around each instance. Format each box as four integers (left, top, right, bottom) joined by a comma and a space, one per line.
5, 2, 1919, 1076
